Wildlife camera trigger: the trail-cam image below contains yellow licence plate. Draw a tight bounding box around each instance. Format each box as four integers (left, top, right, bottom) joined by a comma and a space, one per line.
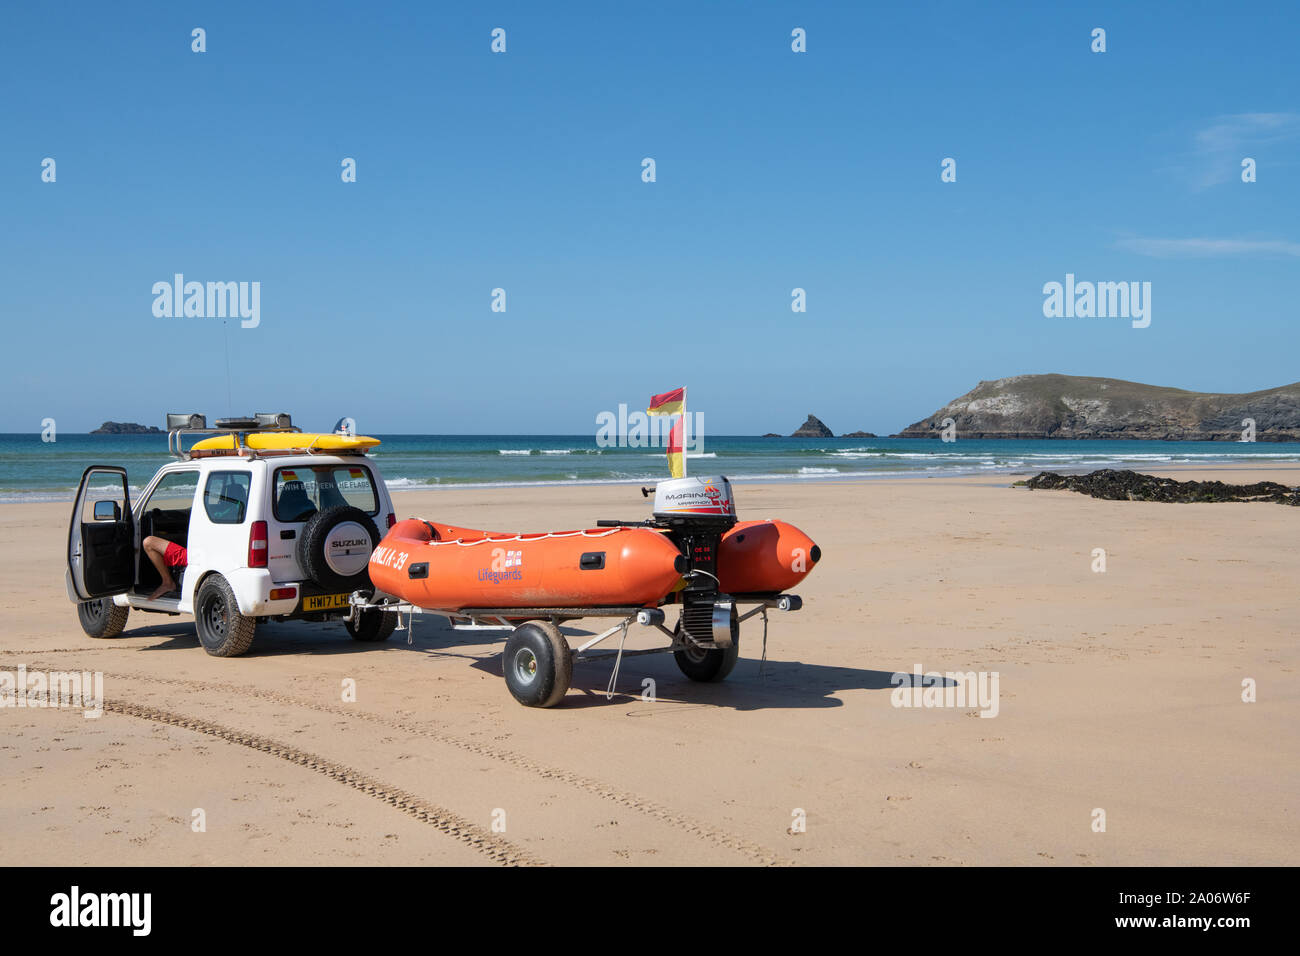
303, 593, 350, 612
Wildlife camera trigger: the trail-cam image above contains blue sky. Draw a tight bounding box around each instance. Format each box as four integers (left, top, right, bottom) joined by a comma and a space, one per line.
2, 1, 1297, 435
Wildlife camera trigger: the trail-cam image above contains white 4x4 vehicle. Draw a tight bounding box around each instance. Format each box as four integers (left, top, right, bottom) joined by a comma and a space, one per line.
66, 414, 399, 657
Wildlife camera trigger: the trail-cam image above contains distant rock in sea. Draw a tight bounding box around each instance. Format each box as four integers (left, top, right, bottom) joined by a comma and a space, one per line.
791, 415, 833, 438
895, 374, 1300, 440
91, 421, 163, 435
760, 432, 782, 438
1023, 469, 1300, 505
841, 430, 877, 439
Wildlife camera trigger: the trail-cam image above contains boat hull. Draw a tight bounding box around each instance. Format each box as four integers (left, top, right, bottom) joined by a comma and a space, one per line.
369, 520, 685, 610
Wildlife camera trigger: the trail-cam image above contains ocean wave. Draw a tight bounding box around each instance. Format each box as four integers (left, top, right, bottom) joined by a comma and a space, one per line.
496, 448, 605, 456
383, 477, 439, 488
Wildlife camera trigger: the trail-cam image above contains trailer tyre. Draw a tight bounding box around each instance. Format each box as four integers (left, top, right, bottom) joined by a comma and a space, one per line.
194, 575, 257, 657
77, 598, 129, 639
503, 621, 572, 708
674, 637, 740, 682
345, 608, 398, 642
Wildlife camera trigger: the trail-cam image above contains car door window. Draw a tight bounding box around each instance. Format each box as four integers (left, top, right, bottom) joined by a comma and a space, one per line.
144, 471, 200, 511
203, 472, 251, 524
142, 471, 199, 541
81, 470, 130, 524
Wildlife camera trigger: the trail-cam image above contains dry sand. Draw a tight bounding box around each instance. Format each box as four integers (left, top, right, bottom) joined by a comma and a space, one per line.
2, 465, 1297, 866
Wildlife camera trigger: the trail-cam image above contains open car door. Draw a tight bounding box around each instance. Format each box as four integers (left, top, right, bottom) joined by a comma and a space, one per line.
68, 466, 136, 601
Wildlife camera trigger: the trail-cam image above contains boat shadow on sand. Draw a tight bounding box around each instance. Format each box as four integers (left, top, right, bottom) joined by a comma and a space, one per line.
105, 619, 933, 712
485, 656, 926, 712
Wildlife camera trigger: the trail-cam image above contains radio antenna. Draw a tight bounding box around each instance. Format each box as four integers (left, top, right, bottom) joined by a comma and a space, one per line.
222, 317, 233, 417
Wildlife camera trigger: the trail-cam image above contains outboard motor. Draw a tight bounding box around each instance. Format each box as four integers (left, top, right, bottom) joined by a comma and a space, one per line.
649, 476, 738, 649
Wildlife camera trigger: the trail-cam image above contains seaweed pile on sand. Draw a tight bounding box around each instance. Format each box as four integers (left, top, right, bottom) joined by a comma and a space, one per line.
1020, 469, 1300, 505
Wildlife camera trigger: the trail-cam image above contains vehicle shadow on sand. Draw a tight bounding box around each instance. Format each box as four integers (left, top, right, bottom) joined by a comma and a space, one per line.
114, 615, 523, 658
111, 620, 943, 712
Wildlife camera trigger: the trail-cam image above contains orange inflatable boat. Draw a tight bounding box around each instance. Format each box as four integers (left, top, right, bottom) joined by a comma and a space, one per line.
718, 520, 821, 594
361, 476, 820, 707
370, 520, 687, 610
369, 478, 820, 611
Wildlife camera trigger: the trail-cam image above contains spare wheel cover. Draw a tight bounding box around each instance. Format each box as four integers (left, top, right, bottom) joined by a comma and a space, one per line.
323, 520, 373, 578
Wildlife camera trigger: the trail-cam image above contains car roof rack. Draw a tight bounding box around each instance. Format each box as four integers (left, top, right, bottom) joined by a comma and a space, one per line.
166, 412, 307, 461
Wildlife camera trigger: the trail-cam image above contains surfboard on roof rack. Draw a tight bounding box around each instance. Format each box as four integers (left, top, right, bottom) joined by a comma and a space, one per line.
189, 432, 380, 453
162, 412, 378, 459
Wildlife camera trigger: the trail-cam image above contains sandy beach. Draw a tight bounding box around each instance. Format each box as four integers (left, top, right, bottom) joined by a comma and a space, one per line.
3, 466, 1297, 866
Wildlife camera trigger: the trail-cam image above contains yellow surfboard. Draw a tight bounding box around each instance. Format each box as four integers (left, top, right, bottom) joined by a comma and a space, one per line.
190, 432, 381, 452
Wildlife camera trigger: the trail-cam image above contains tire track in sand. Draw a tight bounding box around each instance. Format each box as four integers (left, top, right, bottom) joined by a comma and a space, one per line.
6, 654, 793, 866
100, 697, 544, 866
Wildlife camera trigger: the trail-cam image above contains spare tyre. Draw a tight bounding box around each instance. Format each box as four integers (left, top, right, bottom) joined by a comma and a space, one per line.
297, 506, 382, 591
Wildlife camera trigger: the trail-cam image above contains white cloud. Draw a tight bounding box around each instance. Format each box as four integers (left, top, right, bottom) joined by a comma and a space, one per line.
1116, 237, 1300, 259
1185, 112, 1300, 188
1195, 112, 1300, 152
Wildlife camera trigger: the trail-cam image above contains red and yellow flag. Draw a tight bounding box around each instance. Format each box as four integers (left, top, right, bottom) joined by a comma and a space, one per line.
647, 386, 685, 417
647, 386, 686, 478
665, 416, 685, 479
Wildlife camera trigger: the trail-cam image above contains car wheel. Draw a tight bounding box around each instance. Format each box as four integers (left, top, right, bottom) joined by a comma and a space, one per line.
194, 575, 257, 657
77, 598, 129, 639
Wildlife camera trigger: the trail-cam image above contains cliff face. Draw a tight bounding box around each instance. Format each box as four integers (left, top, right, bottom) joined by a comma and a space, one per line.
896, 375, 1300, 441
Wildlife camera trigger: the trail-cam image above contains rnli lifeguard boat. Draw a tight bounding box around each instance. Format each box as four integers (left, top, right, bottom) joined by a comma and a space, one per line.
358, 476, 820, 707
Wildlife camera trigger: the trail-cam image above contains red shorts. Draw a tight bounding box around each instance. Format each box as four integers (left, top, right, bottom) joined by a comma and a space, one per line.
164, 541, 188, 567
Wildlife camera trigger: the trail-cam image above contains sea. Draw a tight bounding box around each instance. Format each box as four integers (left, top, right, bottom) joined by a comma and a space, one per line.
3, 433, 1300, 503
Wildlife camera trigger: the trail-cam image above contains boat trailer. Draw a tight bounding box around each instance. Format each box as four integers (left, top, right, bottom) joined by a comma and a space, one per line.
347, 592, 802, 707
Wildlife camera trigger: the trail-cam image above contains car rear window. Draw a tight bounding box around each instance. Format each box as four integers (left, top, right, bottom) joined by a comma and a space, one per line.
273, 464, 378, 522
204, 471, 251, 524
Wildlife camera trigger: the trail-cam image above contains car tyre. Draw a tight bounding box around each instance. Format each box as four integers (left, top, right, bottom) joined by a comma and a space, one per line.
194, 575, 257, 657
77, 598, 130, 639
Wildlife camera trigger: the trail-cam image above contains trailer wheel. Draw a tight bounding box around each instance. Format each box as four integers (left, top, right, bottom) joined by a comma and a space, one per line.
503, 621, 572, 708
673, 604, 741, 682
77, 598, 129, 639
345, 608, 397, 642
674, 641, 740, 682
674, 635, 740, 682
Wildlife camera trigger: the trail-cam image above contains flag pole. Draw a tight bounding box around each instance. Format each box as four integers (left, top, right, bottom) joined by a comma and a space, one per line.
681, 388, 687, 477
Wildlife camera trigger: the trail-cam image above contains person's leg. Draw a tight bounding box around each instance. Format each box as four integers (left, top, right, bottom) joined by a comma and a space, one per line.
142, 536, 177, 599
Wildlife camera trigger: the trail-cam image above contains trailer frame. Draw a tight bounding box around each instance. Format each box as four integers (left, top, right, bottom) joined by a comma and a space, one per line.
346, 591, 802, 705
